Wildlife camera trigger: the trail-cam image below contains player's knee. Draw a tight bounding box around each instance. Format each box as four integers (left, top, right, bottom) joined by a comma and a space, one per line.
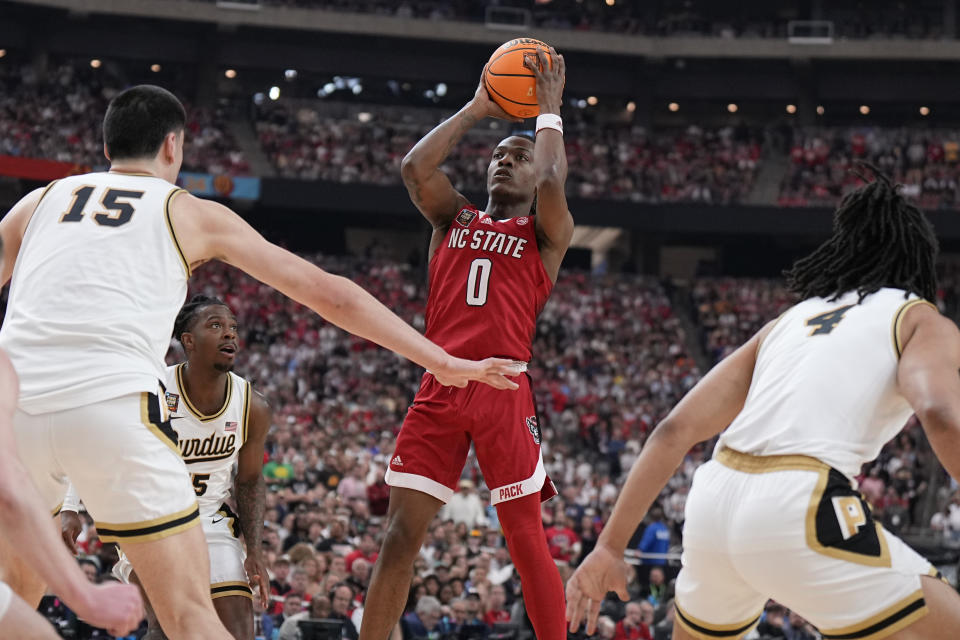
381, 513, 424, 558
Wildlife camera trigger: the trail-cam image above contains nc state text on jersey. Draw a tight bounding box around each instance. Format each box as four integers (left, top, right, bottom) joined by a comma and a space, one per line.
447, 228, 528, 259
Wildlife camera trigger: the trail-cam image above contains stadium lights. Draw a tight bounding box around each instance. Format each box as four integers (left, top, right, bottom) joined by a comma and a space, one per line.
668, 102, 679, 112
786, 104, 797, 114
920, 106, 931, 116
225, 69, 237, 79
587, 96, 598, 106
269, 86, 280, 100
816, 105, 825, 115
358, 112, 372, 123
436, 83, 448, 97
352, 84, 363, 95
727, 103, 738, 113
626, 101, 636, 112
90, 59, 102, 69
284, 69, 297, 81
150, 64, 161, 73
859, 105, 870, 115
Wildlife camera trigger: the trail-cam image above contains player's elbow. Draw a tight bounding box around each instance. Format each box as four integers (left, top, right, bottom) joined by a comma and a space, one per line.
400, 153, 427, 183
915, 400, 960, 435
535, 164, 566, 191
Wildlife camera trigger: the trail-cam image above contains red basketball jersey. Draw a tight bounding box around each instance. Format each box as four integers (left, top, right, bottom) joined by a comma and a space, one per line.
425, 206, 553, 362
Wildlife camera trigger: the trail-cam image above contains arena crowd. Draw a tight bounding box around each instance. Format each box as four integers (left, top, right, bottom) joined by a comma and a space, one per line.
35, 254, 953, 640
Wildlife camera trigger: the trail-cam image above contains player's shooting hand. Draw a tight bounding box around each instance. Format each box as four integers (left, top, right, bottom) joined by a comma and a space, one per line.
471, 65, 524, 123
432, 356, 524, 390
245, 552, 271, 609
75, 582, 144, 638
60, 510, 83, 555
565, 543, 630, 636
523, 46, 564, 115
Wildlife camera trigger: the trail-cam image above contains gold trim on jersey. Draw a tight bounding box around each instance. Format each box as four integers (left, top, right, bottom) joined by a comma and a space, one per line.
52, 502, 63, 517
804, 468, 892, 568
95, 503, 200, 544
926, 566, 950, 585
891, 299, 938, 359
37, 179, 60, 204
210, 581, 254, 600
215, 503, 242, 539
177, 364, 233, 422
141, 392, 180, 456
755, 310, 787, 356
241, 380, 252, 444
717, 447, 891, 568
164, 187, 191, 277
715, 446, 829, 474
674, 602, 761, 639
107, 169, 156, 177
819, 589, 927, 639
22, 179, 60, 235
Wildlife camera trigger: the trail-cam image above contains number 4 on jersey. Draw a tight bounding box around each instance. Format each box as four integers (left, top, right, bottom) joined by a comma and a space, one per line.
806, 304, 854, 336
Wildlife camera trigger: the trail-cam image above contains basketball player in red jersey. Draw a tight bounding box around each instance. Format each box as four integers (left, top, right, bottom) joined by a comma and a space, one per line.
360, 48, 572, 640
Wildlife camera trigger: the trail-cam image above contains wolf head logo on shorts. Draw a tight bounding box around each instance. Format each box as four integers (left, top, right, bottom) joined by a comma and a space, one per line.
525, 416, 540, 444
165, 392, 180, 412
456, 208, 476, 227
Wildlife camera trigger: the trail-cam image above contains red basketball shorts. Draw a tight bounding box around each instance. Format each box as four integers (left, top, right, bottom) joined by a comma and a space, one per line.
385, 373, 557, 505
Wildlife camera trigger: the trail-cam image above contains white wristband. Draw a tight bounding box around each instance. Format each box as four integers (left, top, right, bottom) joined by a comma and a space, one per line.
535, 114, 563, 136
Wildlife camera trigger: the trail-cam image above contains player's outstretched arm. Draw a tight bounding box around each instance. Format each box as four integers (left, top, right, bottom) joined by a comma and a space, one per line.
0, 187, 44, 286
565, 321, 772, 636
897, 303, 960, 482
170, 195, 520, 390
526, 47, 574, 283
0, 351, 142, 636
236, 389, 271, 607
401, 67, 520, 228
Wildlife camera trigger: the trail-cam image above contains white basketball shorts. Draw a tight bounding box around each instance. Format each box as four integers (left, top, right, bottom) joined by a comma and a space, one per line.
14, 389, 198, 544
674, 447, 938, 640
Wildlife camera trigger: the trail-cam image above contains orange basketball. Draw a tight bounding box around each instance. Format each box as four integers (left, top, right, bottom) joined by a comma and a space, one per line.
484, 38, 553, 119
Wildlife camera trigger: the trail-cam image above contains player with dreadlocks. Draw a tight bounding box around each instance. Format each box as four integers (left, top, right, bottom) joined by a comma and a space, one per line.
62, 294, 272, 640
568, 167, 960, 639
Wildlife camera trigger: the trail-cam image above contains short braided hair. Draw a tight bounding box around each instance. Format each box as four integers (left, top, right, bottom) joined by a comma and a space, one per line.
172, 294, 227, 343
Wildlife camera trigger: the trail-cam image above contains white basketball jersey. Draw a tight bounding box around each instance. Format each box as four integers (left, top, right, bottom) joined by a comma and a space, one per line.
717, 288, 934, 479
0, 172, 189, 414
165, 364, 251, 517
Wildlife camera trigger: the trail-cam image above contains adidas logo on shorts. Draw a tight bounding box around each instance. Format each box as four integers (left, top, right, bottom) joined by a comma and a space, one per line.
391, 455, 403, 467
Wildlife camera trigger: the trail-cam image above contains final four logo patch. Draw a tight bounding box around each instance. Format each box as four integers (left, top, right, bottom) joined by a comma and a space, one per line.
165, 392, 180, 412
456, 208, 477, 227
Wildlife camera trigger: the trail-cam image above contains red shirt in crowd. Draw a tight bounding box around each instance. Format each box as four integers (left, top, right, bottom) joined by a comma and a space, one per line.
344, 549, 379, 573
544, 526, 579, 562
614, 620, 652, 640
484, 609, 511, 625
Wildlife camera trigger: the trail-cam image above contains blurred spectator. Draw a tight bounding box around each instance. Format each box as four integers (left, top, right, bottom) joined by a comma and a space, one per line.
637, 507, 670, 567
401, 595, 443, 640
615, 601, 652, 640
439, 479, 487, 528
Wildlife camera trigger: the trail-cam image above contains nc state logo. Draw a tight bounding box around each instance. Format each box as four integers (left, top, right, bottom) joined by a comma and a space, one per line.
525, 416, 541, 444
516, 216, 529, 226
